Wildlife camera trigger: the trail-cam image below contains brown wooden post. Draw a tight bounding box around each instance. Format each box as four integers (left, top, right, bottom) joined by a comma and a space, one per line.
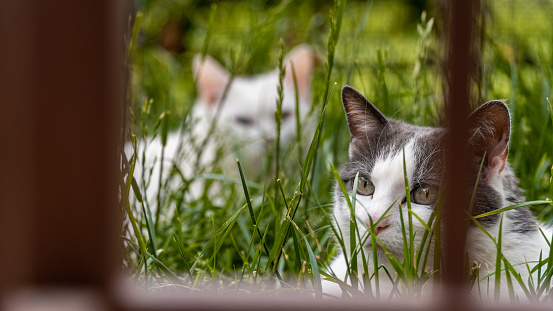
442, 0, 477, 306
0, 0, 126, 304
31, 0, 122, 287
0, 0, 36, 297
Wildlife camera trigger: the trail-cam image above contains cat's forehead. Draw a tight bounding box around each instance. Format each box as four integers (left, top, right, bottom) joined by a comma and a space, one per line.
352, 120, 444, 155
222, 75, 302, 120
345, 120, 446, 185
221, 75, 276, 113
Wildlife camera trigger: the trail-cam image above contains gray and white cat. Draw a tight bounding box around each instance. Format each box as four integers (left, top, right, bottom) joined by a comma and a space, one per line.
324, 85, 551, 299
128, 45, 314, 213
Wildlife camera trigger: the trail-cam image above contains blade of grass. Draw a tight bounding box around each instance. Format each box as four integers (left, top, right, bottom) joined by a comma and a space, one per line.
368, 215, 380, 298
291, 62, 302, 167
291, 227, 304, 276
272, 179, 293, 274
274, 40, 286, 217
303, 0, 346, 214
304, 233, 323, 298
319, 270, 365, 297
236, 158, 282, 281
432, 162, 445, 291
398, 202, 410, 290
193, 69, 236, 169
173, 232, 192, 280
211, 214, 217, 292
344, 1, 372, 84
374, 235, 405, 280
200, 4, 217, 61
196, 173, 262, 189
537, 231, 553, 297
474, 200, 552, 219
155, 110, 170, 230
188, 204, 246, 273
375, 48, 390, 114
402, 137, 415, 282
141, 201, 158, 256
328, 163, 355, 283
349, 173, 360, 290
288, 218, 322, 298
468, 211, 533, 300
267, 83, 336, 275
503, 256, 515, 303
146, 252, 182, 284
494, 214, 504, 302
126, 11, 143, 64
122, 135, 150, 282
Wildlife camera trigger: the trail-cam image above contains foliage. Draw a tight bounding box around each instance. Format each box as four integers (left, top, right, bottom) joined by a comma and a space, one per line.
122, 0, 553, 300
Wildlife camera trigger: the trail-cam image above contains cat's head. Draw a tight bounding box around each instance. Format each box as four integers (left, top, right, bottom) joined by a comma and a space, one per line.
334, 85, 512, 264
192, 45, 315, 153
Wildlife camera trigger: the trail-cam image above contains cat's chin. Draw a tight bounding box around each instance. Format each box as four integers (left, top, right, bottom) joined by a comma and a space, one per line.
363, 237, 404, 260
360, 243, 397, 269
363, 240, 389, 255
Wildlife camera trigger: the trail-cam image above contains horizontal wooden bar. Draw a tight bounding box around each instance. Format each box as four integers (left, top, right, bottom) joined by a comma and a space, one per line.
3, 288, 106, 311
111, 287, 553, 311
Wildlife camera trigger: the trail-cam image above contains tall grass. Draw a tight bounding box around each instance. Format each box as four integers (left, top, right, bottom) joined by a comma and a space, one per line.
122, 0, 553, 300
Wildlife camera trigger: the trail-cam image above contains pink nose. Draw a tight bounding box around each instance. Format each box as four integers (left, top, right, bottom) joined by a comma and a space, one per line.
365, 218, 390, 235
374, 223, 390, 235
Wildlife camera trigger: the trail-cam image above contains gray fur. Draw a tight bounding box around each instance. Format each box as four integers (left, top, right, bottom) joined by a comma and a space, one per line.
338, 85, 532, 231
324, 86, 548, 298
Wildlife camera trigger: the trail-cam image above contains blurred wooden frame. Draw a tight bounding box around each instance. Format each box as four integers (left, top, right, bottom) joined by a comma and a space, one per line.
0, 0, 550, 310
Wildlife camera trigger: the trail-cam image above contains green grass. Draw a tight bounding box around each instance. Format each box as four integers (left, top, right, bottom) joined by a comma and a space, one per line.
122, 0, 553, 300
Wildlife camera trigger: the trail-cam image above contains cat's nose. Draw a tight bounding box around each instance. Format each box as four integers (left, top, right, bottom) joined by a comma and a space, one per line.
365, 218, 390, 235
263, 137, 276, 148
374, 223, 390, 235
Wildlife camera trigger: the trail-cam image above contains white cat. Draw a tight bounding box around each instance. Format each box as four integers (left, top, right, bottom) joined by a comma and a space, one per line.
126, 45, 315, 218
323, 86, 552, 301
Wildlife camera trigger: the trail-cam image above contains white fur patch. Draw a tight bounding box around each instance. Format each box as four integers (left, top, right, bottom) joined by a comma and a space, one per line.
327, 140, 441, 297
353, 140, 416, 227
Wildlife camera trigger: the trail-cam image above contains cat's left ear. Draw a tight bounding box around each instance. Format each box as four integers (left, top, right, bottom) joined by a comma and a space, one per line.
342, 85, 388, 141
283, 45, 315, 103
467, 101, 511, 181
193, 54, 230, 107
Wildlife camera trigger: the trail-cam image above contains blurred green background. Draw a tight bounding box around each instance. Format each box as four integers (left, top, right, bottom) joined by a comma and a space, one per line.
125, 0, 553, 290
130, 0, 553, 206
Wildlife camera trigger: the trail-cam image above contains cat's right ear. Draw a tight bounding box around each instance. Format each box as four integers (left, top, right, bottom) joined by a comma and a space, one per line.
342, 86, 388, 142
284, 45, 315, 102
467, 100, 511, 182
193, 54, 230, 107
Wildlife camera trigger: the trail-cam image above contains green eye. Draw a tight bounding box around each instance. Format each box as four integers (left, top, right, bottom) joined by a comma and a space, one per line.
412, 185, 439, 205
357, 177, 375, 196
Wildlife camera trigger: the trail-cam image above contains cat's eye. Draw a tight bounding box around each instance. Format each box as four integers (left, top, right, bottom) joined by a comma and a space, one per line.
281, 110, 292, 120
412, 185, 439, 205
235, 116, 254, 126
356, 177, 375, 196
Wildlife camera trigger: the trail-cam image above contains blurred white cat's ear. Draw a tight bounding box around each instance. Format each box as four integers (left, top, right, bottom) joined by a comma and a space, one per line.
341, 85, 387, 141
193, 54, 230, 107
468, 101, 511, 181
284, 45, 315, 102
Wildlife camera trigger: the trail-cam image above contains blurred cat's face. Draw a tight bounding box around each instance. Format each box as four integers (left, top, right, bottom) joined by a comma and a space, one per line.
192, 45, 314, 157
215, 74, 311, 153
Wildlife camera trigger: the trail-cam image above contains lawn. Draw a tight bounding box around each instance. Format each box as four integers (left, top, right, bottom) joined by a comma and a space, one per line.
122, 0, 553, 300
